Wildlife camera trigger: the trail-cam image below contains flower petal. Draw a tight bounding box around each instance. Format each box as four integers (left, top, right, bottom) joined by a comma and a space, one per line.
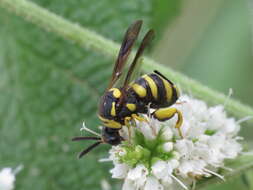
144, 176, 163, 190
110, 163, 129, 179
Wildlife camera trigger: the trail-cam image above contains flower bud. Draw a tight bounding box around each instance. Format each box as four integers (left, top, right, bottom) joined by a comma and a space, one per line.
163, 142, 173, 152
161, 127, 173, 141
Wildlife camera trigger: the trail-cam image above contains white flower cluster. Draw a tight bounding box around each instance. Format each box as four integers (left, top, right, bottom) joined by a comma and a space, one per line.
108, 95, 242, 190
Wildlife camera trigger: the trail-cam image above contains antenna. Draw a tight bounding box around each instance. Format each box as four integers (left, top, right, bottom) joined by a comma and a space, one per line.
78, 141, 102, 158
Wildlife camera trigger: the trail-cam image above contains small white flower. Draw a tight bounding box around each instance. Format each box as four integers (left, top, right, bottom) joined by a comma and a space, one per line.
0, 168, 15, 190
162, 142, 173, 152
151, 160, 170, 179
110, 163, 129, 179
127, 164, 148, 188
138, 125, 155, 140
122, 179, 136, 190
177, 160, 207, 178
221, 138, 242, 159
136, 120, 157, 140
144, 176, 163, 190
0, 166, 22, 190
109, 146, 126, 164
161, 126, 173, 141
107, 95, 243, 190
175, 139, 194, 159
168, 159, 180, 169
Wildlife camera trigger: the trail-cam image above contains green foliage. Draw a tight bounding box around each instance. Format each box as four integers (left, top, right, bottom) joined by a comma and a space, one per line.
0, 0, 252, 189
0, 0, 179, 189
151, 0, 181, 40
182, 0, 253, 107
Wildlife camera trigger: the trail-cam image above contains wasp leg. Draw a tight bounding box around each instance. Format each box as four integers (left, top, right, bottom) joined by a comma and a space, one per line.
124, 117, 132, 143
152, 108, 183, 138
131, 117, 138, 128
131, 114, 148, 122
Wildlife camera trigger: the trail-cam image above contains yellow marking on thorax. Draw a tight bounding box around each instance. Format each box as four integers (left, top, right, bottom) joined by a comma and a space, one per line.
98, 115, 121, 128
161, 78, 173, 101
143, 75, 158, 99
109, 88, 121, 98
132, 83, 147, 98
111, 102, 116, 116
126, 103, 136, 111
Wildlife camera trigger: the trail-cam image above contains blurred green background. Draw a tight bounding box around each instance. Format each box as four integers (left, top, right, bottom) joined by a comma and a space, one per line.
0, 0, 252, 189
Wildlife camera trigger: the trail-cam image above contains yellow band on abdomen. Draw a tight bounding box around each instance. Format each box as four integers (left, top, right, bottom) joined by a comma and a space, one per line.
132, 83, 147, 98
161, 78, 173, 101
143, 75, 158, 99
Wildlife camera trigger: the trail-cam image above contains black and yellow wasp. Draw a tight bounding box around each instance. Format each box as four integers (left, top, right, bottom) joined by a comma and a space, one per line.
73, 20, 183, 158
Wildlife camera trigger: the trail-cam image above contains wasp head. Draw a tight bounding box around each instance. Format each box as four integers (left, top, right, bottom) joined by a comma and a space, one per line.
102, 127, 123, 146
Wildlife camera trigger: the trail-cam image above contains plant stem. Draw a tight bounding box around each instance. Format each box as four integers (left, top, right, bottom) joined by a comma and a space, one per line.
0, 0, 253, 123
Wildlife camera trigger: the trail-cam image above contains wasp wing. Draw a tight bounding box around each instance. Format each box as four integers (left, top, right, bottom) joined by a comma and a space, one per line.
107, 20, 143, 89
123, 29, 155, 87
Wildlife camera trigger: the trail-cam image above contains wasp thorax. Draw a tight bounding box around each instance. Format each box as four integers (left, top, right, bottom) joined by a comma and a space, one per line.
98, 88, 124, 129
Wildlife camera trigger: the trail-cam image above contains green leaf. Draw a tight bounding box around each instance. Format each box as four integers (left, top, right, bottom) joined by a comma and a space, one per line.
2, 0, 253, 189
0, 1, 180, 189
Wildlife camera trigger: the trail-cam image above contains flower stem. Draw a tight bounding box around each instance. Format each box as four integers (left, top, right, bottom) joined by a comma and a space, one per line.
0, 0, 253, 123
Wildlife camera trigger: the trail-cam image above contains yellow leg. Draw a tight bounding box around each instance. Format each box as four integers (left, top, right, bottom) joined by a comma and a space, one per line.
131, 118, 137, 127
131, 114, 148, 122
124, 117, 132, 142
124, 115, 146, 142
152, 107, 183, 138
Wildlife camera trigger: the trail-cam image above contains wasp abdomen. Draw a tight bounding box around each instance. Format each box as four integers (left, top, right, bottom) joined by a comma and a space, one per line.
129, 72, 179, 109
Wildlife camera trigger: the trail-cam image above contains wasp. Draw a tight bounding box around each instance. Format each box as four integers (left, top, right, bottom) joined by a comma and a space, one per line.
72, 20, 183, 158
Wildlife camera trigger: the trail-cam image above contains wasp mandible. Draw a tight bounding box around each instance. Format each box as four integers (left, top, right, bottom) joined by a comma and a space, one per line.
72, 20, 183, 158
